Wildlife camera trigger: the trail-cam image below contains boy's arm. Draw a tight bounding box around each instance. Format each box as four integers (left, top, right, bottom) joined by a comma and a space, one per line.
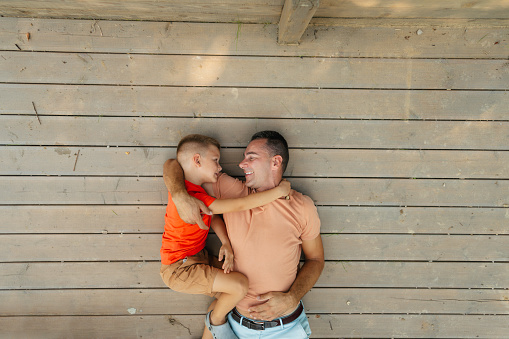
163, 159, 211, 229
207, 180, 291, 214
210, 215, 234, 273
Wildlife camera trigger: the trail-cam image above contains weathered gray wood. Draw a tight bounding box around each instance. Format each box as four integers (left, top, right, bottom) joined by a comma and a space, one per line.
1, 234, 508, 262
1, 314, 508, 338
4, 145, 509, 178
3, 116, 509, 150
278, 0, 319, 44
2, 146, 508, 179
2, 51, 509, 89
1, 288, 508, 316
2, 261, 508, 290
2, 84, 509, 120
2, 177, 508, 207
0, 0, 283, 23
2, 18, 508, 58
2, 205, 507, 235
317, 0, 509, 19
1, 0, 508, 22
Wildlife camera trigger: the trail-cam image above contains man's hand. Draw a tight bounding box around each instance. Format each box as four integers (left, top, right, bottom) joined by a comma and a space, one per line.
172, 192, 211, 230
248, 291, 299, 321
218, 241, 234, 273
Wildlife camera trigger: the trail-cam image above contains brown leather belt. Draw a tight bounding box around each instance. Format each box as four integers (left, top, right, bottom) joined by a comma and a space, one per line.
230, 302, 304, 331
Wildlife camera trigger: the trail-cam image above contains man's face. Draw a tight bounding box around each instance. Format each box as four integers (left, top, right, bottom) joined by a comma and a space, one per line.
239, 139, 273, 190
200, 145, 222, 183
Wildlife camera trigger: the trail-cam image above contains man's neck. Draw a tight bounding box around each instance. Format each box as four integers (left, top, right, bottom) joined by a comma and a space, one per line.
253, 176, 282, 192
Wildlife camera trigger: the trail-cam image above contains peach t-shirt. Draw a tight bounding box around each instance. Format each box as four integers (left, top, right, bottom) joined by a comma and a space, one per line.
213, 173, 321, 313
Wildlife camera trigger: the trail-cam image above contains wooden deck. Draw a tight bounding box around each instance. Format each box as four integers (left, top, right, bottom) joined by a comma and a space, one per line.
1, 10, 509, 339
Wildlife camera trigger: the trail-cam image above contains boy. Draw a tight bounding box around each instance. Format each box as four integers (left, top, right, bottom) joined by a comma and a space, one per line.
160, 134, 290, 339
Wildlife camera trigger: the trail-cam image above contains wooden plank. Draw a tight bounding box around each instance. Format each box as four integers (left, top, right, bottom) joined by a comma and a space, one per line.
2, 146, 508, 179
317, 206, 509, 234
2, 176, 508, 207
1, 0, 508, 21
0, 0, 283, 23
2, 51, 509, 89
2, 18, 508, 58
316, 0, 509, 19
1, 205, 508, 235
1, 234, 508, 262
3, 84, 509, 120
2, 116, 509, 150
2, 262, 508, 290
1, 314, 508, 339
278, 0, 319, 44
1, 288, 508, 316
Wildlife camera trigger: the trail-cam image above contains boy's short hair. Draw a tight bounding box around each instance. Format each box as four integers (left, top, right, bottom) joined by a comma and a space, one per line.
250, 130, 289, 173
177, 134, 220, 157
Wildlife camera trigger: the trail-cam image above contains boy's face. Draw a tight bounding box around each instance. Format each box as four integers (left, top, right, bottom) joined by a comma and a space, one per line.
200, 145, 222, 183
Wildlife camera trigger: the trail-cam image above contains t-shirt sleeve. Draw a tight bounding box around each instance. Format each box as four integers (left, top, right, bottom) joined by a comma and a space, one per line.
300, 196, 321, 241
191, 191, 216, 207
212, 173, 248, 199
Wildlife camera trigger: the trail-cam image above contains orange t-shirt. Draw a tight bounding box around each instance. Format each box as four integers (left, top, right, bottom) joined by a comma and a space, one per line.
213, 173, 321, 313
160, 180, 216, 265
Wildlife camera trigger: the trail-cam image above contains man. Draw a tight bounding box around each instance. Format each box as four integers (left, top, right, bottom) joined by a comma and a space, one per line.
164, 131, 324, 338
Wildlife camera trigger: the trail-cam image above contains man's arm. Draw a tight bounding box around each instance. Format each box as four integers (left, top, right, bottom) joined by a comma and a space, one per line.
163, 159, 211, 229
248, 235, 324, 321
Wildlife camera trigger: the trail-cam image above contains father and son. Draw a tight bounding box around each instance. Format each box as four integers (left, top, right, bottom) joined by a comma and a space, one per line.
160, 131, 324, 338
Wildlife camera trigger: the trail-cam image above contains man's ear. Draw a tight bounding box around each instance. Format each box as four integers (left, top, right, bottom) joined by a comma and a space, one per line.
192, 153, 202, 167
271, 155, 283, 170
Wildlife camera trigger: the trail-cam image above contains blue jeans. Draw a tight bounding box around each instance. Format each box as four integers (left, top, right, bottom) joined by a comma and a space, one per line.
227, 303, 311, 339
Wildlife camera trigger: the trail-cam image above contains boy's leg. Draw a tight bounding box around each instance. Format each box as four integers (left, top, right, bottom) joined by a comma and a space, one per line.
209, 270, 248, 325
202, 300, 217, 339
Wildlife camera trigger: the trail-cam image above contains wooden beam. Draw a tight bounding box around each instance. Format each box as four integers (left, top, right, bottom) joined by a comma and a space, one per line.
278, 0, 319, 45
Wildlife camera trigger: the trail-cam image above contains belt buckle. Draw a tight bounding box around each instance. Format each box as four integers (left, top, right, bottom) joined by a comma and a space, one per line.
243, 318, 265, 331
252, 320, 265, 331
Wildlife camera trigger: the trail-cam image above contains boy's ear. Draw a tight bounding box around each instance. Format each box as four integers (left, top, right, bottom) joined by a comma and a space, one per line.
192, 153, 201, 167
271, 155, 283, 169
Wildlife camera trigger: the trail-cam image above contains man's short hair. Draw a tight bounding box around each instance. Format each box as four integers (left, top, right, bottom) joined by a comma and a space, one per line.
177, 134, 220, 157
250, 131, 289, 173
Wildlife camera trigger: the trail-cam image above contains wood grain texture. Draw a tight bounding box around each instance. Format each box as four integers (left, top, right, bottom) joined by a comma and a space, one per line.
1, 176, 508, 207
0, 0, 283, 23
1, 234, 508, 262
317, 0, 509, 19
2, 18, 508, 58
2, 84, 509, 120
2, 261, 508, 289
3, 116, 509, 150
2, 146, 508, 179
1, 205, 507, 235
2, 51, 509, 89
1, 0, 508, 22
1, 288, 508, 316
0, 314, 508, 338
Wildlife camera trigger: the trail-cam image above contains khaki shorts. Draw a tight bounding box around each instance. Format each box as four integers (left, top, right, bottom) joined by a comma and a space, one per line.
160, 249, 223, 297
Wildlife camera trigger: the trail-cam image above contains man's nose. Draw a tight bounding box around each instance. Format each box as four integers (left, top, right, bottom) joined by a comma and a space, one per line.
239, 159, 247, 169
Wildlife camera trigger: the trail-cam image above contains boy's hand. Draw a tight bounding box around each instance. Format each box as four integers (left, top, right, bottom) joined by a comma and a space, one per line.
218, 242, 235, 273
277, 179, 291, 197
173, 192, 211, 230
